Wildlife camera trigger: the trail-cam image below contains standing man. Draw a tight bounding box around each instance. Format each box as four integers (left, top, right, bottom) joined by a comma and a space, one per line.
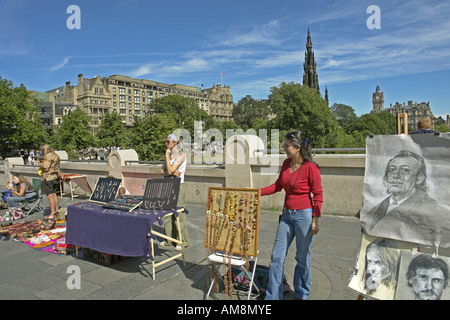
38, 144, 61, 220
160, 133, 189, 250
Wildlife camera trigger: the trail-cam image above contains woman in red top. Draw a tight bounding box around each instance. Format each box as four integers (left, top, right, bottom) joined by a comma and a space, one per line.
260, 131, 323, 300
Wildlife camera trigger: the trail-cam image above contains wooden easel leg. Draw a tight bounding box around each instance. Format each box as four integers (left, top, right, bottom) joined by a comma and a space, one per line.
175, 215, 186, 266
151, 237, 155, 280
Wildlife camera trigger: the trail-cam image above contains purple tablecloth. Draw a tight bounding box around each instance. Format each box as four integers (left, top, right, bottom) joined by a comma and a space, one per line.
66, 201, 187, 260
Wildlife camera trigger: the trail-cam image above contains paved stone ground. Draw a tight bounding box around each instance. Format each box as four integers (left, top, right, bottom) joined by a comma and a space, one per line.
0, 195, 362, 300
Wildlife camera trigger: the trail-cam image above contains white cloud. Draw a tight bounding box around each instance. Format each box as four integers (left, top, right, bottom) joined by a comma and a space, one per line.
130, 64, 153, 77
215, 20, 283, 47
50, 57, 70, 72
161, 58, 210, 74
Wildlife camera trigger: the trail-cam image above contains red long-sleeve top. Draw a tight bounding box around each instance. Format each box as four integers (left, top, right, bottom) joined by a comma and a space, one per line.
260, 158, 324, 217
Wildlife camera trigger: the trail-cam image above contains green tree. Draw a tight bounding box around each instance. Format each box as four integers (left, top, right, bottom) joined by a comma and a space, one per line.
331, 103, 358, 130
346, 111, 397, 147
435, 123, 449, 133
268, 82, 340, 148
50, 107, 94, 152
233, 95, 270, 128
129, 113, 177, 161
96, 112, 130, 148
147, 94, 214, 137
0, 76, 48, 156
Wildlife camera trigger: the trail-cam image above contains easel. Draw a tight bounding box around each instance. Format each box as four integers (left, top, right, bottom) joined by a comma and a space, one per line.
204, 187, 261, 300
150, 208, 186, 280
397, 113, 408, 135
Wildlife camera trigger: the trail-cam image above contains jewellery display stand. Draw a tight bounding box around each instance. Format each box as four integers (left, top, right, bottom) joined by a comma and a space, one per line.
204, 187, 261, 300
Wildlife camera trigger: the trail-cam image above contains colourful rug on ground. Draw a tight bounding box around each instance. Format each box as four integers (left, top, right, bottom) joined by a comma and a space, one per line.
0, 220, 74, 255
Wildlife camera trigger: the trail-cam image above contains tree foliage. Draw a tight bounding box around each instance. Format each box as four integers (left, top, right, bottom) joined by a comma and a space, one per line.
96, 112, 130, 148
233, 95, 271, 128
50, 107, 94, 151
268, 82, 340, 148
0, 76, 48, 156
130, 113, 177, 161
330, 103, 357, 130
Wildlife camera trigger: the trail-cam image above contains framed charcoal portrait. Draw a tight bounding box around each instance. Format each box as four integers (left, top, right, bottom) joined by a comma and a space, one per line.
360, 135, 450, 247
348, 234, 415, 300
395, 252, 450, 300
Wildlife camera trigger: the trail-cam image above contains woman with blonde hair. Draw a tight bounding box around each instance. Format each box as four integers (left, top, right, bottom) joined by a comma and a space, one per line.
38, 144, 61, 220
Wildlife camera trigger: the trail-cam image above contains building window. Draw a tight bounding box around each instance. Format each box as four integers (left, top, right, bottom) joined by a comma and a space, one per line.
119, 88, 125, 93
134, 90, 140, 96
113, 87, 116, 92
120, 95, 125, 101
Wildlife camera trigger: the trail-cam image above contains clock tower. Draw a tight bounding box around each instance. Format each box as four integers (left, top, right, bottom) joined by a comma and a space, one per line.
372, 84, 384, 113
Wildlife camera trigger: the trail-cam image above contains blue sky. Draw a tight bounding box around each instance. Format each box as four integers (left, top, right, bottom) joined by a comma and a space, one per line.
1, 0, 449, 117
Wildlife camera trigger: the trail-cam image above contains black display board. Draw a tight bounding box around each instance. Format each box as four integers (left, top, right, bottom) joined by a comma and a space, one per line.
89, 177, 122, 204
141, 178, 181, 210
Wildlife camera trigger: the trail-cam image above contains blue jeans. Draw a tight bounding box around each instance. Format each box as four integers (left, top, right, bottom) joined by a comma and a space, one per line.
265, 208, 313, 300
7, 196, 26, 208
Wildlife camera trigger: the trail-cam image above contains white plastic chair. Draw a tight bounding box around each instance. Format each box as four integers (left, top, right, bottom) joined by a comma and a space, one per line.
206, 250, 260, 300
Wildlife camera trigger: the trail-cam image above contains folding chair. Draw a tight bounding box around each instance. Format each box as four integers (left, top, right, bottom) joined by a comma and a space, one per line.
206, 250, 260, 300
19, 179, 44, 216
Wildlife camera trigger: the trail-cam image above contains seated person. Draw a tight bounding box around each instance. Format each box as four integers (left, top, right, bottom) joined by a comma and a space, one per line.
410, 118, 436, 134
6, 174, 36, 209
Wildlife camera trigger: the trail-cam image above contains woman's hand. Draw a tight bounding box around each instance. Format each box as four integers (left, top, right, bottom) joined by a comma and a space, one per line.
310, 216, 319, 235
165, 149, 171, 158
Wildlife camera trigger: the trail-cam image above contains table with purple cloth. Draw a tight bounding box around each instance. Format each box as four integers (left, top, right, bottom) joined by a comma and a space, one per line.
66, 201, 188, 261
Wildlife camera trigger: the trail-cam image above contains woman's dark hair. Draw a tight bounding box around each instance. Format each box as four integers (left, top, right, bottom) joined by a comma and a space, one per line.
285, 131, 319, 169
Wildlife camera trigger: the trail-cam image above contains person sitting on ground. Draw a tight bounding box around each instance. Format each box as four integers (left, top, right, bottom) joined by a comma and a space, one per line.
6, 174, 36, 209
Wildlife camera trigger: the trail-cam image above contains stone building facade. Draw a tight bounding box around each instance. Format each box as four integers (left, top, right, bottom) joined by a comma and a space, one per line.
46, 74, 233, 131
371, 85, 434, 129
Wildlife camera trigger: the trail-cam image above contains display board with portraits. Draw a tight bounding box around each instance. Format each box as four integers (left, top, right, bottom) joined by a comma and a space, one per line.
349, 134, 450, 300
